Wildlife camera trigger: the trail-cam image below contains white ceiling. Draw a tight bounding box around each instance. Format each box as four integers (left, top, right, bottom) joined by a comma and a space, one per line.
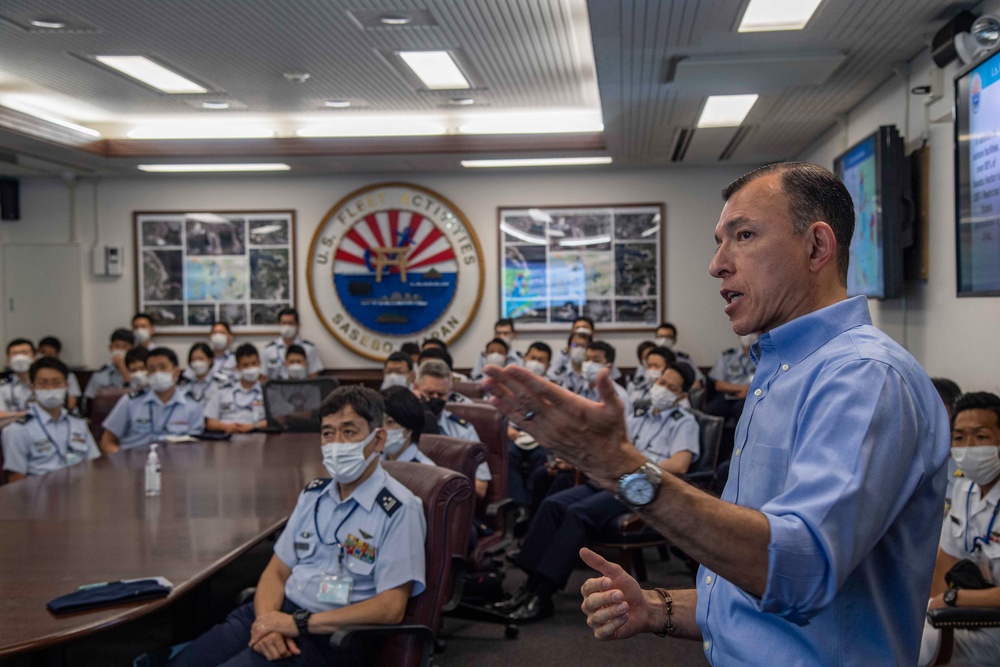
0, 0, 974, 176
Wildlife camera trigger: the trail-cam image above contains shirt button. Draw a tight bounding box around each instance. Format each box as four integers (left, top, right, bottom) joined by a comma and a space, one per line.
782, 364, 790, 371
704, 641, 711, 651
734, 448, 741, 456
754, 388, 762, 396
705, 575, 713, 584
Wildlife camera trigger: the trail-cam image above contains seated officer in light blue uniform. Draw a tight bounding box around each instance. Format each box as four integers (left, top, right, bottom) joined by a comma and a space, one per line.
168, 385, 426, 667
208, 321, 238, 381
83, 328, 136, 411
499, 362, 700, 623
415, 358, 492, 499
37, 336, 82, 412
470, 319, 524, 381
1, 338, 37, 418
180, 342, 225, 406
380, 386, 436, 466
2, 357, 100, 482
703, 333, 758, 422
204, 343, 267, 434
626, 345, 674, 410
99, 347, 204, 454
262, 307, 323, 380
578, 341, 632, 415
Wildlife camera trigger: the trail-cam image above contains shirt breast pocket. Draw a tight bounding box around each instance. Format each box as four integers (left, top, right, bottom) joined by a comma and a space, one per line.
746, 444, 789, 472
293, 538, 319, 563
345, 555, 375, 578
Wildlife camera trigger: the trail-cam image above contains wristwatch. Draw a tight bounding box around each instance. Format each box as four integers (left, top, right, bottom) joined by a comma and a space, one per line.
617, 462, 665, 509
292, 608, 312, 635
943, 588, 959, 607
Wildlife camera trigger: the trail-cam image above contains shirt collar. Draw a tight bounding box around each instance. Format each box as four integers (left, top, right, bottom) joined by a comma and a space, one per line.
144, 388, 185, 407
34, 404, 68, 425
754, 296, 871, 368
328, 464, 387, 511
234, 382, 262, 395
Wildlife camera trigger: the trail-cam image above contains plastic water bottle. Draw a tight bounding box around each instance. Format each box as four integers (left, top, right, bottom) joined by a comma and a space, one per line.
145, 444, 161, 497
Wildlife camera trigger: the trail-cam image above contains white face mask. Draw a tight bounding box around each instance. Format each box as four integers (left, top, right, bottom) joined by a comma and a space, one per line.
35, 388, 67, 410
133, 327, 151, 344
209, 333, 229, 351
645, 368, 663, 383
382, 427, 410, 456
286, 363, 307, 380
486, 352, 507, 367
150, 371, 175, 393
497, 333, 514, 343
582, 360, 603, 384
953, 446, 1000, 487
574, 326, 593, 336
322, 429, 380, 484
740, 333, 760, 348
130, 370, 150, 389
650, 384, 679, 412
240, 366, 261, 383
655, 337, 675, 350
190, 360, 210, 377
525, 359, 547, 376
380, 373, 409, 390
569, 346, 586, 364
9, 354, 32, 374
111, 348, 127, 362
279, 324, 297, 340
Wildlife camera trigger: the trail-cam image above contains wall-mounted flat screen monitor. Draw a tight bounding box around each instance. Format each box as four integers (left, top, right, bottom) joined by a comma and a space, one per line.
955, 47, 1000, 296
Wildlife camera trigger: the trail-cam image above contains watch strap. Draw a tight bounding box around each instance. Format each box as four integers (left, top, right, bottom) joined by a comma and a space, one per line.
293, 608, 311, 634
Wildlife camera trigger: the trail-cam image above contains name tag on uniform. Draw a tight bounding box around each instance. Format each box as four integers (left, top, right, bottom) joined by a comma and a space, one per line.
34, 439, 52, 452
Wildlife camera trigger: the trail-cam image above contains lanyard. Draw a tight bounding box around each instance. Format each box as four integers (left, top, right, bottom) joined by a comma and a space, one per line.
964, 483, 1000, 553
8, 376, 27, 410
233, 386, 259, 411
313, 493, 360, 555
148, 401, 180, 435
32, 405, 72, 465
630, 411, 673, 455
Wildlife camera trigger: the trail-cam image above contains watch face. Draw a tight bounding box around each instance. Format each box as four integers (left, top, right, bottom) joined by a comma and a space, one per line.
622, 475, 655, 505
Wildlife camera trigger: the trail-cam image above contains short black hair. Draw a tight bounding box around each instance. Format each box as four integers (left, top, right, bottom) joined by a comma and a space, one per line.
636, 340, 656, 361
422, 337, 448, 351
722, 162, 855, 284
419, 347, 454, 370
277, 307, 299, 323
235, 342, 259, 364
574, 316, 595, 330
286, 344, 306, 359
527, 341, 552, 363
656, 322, 677, 336
495, 318, 515, 331
29, 356, 68, 383
125, 346, 148, 366
111, 328, 136, 346
212, 321, 232, 333
146, 346, 178, 368
382, 385, 425, 440
386, 351, 414, 371
486, 337, 509, 354
188, 342, 213, 363
39, 336, 62, 353
132, 312, 153, 327
932, 378, 963, 413
953, 392, 1000, 429
320, 385, 384, 432
567, 331, 592, 347
646, 346, 676, 367
7, 338, 34, 355
666, 361, 695, 393
400, 342, 420, 357
587, 340, 616, 365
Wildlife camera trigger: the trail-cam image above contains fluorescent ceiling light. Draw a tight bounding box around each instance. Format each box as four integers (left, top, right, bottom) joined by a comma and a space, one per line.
127, 123, 275, 139
296, 118, 445, 137
31, 19, 66, 29
738, 0, 824, 32
559, 235, 611, 248
201, 101, 229, 110
0, 100, 101, 137
95, 56, 208, 93
462, 157, 612, 168
324, 100, 351, 108
459, 112, 603, 135
697, 94, 758, 128
499, 222, 547, 245
138, 164, 291, 173
398, 51, 470, 90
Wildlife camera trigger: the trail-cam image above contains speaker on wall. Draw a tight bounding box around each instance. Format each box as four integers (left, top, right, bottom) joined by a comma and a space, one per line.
0, 178, 19, 221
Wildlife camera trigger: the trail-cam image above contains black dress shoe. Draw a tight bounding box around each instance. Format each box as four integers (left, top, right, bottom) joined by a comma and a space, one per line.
507, 595, 553, 623
490, 588, 532, 613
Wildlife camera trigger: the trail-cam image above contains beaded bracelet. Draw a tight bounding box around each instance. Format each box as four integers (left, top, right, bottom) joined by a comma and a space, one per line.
652, 588, 677, 637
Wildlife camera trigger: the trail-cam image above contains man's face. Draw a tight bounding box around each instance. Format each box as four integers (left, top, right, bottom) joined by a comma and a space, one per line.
384, 360, 410, 376
39, 345, 59, 359
321, 405, 384, 457
486, 342, 507, 357
656, 326, 676, 341
286, 352, 308, 367
952, 409, 1000, 451
7, 343, 33, 362
146, 354, 179, 380
524, 347, 550, 369
237, 354, 260, 371
573, 319, 592, 334
495, 324, 515, 341
134, 317, 154, 333
111, 340, 132, 355
417, 375, 450, 401
710, 173, 815, 335
33, 367, 67, 390
584, 349, 608, 366
646, 353, 668, 373
655, 368, 686, 397
279, 315, 298, 328
127, 361, 146, 374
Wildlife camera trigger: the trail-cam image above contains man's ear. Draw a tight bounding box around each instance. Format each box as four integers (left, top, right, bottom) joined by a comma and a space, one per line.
370, 427, 386, 454
807, 221, 837, 274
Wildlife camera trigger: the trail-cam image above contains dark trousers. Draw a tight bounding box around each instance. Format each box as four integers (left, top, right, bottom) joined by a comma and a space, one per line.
168, 600, 353, 667
515, 481, 629, 590
528, 466, 576, 517
507, 443, 549, 507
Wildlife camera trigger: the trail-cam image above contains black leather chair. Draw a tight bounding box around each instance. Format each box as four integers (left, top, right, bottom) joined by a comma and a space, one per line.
261, 378, 339, 432
926, 606, 1000, 665
89, 387, 129, 442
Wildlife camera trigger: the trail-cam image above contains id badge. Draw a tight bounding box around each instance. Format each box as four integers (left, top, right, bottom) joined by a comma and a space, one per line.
317, 572, 353, 604
66, 451, 82, 466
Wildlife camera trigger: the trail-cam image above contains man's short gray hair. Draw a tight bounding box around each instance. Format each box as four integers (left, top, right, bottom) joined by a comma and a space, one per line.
417, 358, 451, 382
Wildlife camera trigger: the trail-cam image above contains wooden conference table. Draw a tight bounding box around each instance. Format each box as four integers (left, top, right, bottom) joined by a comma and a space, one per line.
0, 433, 325, 659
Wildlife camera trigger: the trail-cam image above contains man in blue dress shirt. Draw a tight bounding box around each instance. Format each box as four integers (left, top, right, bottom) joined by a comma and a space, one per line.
483, 162, 951, 665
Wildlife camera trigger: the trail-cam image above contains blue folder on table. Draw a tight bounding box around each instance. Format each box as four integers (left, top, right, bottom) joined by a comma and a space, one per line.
47, 577, 173, 614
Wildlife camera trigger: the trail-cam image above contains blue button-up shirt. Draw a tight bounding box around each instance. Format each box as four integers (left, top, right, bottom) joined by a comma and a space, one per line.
1, 404, 100, 476
101, 388, 205, 449
696, 296, 950, 666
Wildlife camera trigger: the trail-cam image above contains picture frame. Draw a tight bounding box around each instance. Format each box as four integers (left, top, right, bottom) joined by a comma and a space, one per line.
134, 210, 296, 334
498, 203, 664, 331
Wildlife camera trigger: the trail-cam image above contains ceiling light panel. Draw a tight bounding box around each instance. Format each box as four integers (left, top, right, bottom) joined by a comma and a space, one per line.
296, 117, 446, 137
738, 0, 824, 32
459, 111, 603, 134
461, 157, 612, 168
94, 56, 208, 93
696, 95, 758, 128
127, 123, 274, 139
138, 164, 291, 173
398, 51, 470, 90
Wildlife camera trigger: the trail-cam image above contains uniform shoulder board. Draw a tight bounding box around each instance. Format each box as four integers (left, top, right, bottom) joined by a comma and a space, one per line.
377, 487, 401, 517
301, 339, 315, 347
177, 376, 191, 386
724, 347, 737, 354
950, 514, 961, 525
219, 380, 236, 389
129, 389, 147, 399
15, 412, 34, 424
447, 413, 468, 426
633, 406, 647, 418
670, 409, 684, 421
0, 377, 10, 386
304, 478, 332, 492
265, 340, 279, 348
212, 372, 230, 383
99, 363, 113, 371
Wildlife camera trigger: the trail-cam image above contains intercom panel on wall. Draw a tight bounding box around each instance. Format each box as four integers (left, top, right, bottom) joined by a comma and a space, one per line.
92, 245, 124, 276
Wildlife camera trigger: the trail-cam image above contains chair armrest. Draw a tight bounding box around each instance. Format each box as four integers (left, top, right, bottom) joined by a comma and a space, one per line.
443, 556, 467, 613
617, 513, 647, 532
329, 623, 435, 651
927, 606, 1000, 629
485, 497, 514, 518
